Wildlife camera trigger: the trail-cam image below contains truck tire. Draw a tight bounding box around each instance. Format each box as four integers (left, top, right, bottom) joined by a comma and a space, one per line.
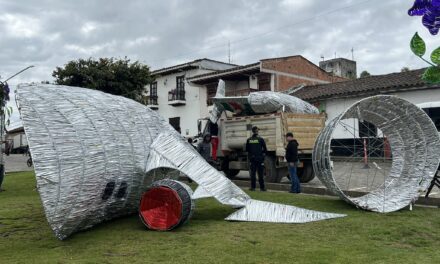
220, 158, 240, 179
264, 155, 278, 183
298, 161, 315, 183
225, 169, 240, 179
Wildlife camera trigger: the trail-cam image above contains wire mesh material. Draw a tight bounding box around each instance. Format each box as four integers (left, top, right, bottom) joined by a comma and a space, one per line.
248, 91, 319, 114
139, 179, 194, 231
313, 95, 440, 213
17, 84, 345, 240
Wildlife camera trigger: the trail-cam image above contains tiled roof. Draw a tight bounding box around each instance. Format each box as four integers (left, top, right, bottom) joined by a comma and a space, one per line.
292, 68, 438, 101
151, 58, 237, 75
187, 62, 260, 82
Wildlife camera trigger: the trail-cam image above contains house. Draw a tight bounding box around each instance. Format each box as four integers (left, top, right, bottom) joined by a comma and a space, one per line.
319, 58, 357, 79
147, 55, 346, 138
5, 125, 28, 154
147, 59, 237, 136
188, 55, 346, 106
291, 68, 440, 143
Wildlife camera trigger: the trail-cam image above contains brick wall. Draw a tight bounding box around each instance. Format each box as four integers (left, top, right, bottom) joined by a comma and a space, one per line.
261, 56, 346, 92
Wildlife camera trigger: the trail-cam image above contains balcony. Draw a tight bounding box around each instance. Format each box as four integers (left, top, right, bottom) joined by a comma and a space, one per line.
147, 96, 159, 110
168, 89, 186, 106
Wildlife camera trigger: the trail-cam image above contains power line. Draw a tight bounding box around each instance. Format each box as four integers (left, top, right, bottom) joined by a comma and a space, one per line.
148, 0, 377, 65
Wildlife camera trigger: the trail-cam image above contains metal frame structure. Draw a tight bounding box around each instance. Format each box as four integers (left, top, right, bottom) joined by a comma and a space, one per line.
313, 95, 440, 212
17, 84, 344, 240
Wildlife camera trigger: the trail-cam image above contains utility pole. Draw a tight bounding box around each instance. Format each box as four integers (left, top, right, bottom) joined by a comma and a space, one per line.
351, 47, 354, 60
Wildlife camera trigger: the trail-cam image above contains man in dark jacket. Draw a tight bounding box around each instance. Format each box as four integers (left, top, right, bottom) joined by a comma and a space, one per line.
285, 132, 300, 193
246, 126, 267, 191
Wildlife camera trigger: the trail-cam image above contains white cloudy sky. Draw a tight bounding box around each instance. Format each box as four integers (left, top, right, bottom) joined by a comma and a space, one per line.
0, 0, 438, 127
0, 0, 438, 84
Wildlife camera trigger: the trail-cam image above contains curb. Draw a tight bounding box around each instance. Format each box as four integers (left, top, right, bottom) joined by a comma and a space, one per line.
231, 180, 440, 207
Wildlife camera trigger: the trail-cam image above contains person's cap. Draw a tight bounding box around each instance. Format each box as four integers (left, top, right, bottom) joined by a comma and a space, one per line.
252, 126, 259, 132
286, 132, 294, 137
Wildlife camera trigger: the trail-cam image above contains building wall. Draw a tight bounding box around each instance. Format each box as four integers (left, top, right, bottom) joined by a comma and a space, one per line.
319, 58, 357, 79
6, 132, 28, 149
321, 89, 440, 139
261, 56, 346, 92
152, 68, 214, 137
275, 75, 320, 92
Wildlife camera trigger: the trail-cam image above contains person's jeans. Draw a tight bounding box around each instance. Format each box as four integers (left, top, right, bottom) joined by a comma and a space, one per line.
288, 163, 300, 193
250, 160, 265, 190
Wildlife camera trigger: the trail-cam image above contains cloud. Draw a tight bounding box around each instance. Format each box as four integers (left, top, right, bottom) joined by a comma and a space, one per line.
0, 0, 432, 87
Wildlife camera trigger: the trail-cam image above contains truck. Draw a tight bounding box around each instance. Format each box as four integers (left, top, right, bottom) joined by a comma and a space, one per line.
198, 111, 325, 183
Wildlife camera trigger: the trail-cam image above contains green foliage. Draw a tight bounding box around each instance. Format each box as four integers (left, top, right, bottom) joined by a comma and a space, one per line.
410, 32, 426, 57
423, 66, 440, 83
2, 172, 440, 263
52, 58, 153, 103
409, 33, 440, 84
360, 70, 371, 78
431, 47, 440, 65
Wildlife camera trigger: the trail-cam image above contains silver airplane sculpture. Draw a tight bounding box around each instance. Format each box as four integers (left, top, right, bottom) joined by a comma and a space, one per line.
16, 83, 345, 240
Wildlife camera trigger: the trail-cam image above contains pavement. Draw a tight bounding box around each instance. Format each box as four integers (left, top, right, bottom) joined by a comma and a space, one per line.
235, 160, 440, 202
4, 154, 33, 173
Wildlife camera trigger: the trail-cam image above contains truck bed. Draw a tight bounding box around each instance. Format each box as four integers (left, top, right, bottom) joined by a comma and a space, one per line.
219, 112, 325, 157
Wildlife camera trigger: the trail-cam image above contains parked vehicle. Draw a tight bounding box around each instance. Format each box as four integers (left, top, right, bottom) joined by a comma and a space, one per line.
197, 111, 325, 183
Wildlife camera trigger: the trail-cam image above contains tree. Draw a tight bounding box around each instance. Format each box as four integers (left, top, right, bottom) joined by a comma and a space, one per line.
360, 70, 371, 78
52, 58, 153, 103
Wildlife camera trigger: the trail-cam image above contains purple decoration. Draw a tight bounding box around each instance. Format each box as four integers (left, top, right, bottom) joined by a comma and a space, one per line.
409, 0, 440, 35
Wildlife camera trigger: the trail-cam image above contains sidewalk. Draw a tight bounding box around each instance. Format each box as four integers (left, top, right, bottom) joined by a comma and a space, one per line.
4, 154, 33, 173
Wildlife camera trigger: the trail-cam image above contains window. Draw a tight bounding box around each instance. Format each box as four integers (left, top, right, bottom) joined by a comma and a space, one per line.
423, 107, 440, 131
358, 120, 377, 138
172, 76, 185, 101
150, 82, 158, 105
102, 181, 116, 200
115, 182, 128, 199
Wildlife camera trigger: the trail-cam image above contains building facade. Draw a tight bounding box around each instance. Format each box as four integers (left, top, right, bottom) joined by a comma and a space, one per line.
319, 58, 357, 79
147, 59, 237, 137
147, 56, 346, 138
292, 68, 440, 140
189, 55, 345, 106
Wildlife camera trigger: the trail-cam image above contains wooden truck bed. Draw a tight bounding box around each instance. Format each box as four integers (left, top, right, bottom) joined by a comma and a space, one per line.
219, 112, 325, 157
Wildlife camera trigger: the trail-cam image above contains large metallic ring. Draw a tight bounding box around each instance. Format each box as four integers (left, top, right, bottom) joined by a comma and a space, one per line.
313, 95, 440, 212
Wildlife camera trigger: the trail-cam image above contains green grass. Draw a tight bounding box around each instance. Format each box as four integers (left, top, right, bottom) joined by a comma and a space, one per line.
1, 172, 440, 264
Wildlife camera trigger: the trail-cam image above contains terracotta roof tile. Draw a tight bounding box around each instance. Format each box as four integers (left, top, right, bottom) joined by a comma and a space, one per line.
292, 68, 438, 101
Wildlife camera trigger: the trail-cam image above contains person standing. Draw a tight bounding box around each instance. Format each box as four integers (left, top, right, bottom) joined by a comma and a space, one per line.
246, 126, 267, 191
209, 121, 219, 161
197, 134, 212, 162
285, 132, 300, 193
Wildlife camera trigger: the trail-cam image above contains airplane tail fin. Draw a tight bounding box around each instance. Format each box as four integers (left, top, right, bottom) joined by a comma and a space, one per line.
209, 79, 226, 123
214, 79, 226, 98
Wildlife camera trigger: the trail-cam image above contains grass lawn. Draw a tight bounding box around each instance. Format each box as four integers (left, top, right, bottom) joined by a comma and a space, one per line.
1, 172, 440, 264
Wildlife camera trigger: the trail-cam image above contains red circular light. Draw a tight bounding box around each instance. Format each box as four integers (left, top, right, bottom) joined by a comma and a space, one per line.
139, 186, 183, 231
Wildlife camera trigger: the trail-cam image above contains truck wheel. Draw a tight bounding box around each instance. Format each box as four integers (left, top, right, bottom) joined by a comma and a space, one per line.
220, 158, 240, 179
264, 155, 278, 183
298, 161, 315, 183
225, 169, 240, 179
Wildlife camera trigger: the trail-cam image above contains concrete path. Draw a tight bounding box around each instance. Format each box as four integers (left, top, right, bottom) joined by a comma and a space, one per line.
4, 154, 33, 173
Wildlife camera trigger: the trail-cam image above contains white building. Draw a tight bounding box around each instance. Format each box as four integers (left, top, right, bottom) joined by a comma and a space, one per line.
5, 125, 28, 154
147, 59, 237, 137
